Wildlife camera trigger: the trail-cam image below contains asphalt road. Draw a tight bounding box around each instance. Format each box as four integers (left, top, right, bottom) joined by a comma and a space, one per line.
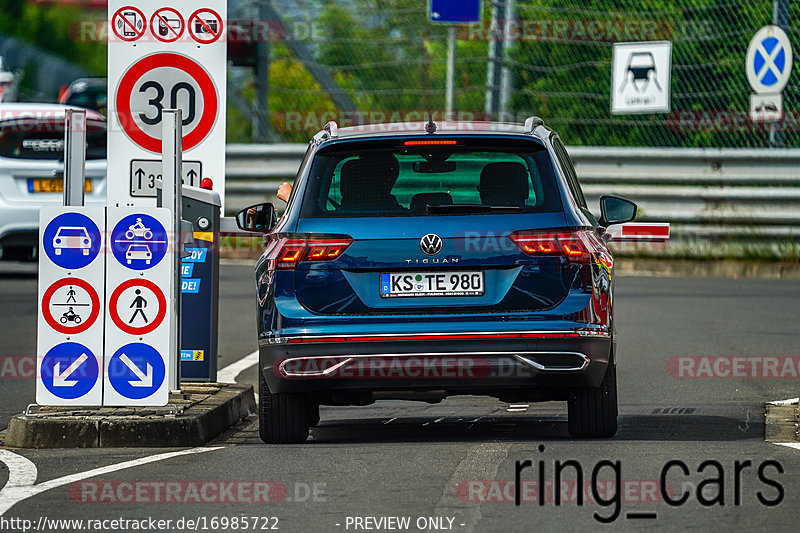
1, 264, 800, 532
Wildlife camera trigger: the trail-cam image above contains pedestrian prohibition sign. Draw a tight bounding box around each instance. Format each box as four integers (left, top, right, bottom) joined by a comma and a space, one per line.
746, 25, 793, 94
108, 279, 166, 335
115, 52, 219, 153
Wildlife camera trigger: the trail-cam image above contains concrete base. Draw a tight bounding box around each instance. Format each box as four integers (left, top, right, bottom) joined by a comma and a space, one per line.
3, 383, 255, 449
765, 403, 799, 443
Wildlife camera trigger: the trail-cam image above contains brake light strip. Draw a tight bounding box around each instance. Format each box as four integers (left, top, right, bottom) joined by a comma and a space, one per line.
284, 331, 591, 344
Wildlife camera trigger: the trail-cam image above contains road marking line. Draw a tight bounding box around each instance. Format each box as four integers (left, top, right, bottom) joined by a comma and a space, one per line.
774, 443, 800, 451
0, 349, 259, 515
0, 446, 222, 516
433, 442, 510, 533
0, 450, 36, 490
768, 397, 798, 406
218, 350, 258, 384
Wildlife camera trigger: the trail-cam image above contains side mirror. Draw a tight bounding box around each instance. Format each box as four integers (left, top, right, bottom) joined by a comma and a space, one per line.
599, 195, 637, 227
236, 202, 277, 233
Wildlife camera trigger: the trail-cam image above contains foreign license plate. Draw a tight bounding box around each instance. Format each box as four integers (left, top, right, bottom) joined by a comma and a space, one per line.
28, 178, 92, 193
380, 271, 484, 298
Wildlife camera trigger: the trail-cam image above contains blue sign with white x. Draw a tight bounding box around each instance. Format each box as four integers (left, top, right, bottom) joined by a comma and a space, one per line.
747, 26, 793, 94
754, 37, 787, 87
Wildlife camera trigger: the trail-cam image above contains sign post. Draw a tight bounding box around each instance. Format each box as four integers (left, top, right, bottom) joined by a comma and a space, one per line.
161, 109, 183, 393
63, 109, 86, 207
429, 1, 482, 114
107, 0, 227, 208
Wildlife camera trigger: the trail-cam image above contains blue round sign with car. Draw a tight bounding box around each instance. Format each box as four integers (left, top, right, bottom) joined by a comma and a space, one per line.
110, 213, 168, 270
42, 212, 102, 269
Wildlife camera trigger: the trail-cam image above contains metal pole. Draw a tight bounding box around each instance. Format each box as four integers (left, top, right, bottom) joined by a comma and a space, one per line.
498, 0, 515, 122
485, 0, 506, 120
770, 0, 789, 148
446, 25, 457, 115
63, 109, 86, 207
254, 0, 271, 141
162, 109, 183, 394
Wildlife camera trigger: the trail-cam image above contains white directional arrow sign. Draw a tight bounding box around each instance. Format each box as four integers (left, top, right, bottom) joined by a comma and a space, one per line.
119, 353, 153, 388
52, 353, 89, 387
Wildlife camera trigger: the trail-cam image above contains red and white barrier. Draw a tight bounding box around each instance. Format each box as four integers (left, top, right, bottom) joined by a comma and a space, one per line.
605, 223, 670, 242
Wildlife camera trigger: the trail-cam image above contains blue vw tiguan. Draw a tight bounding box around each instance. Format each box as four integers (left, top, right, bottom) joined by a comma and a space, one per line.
237, 118, 637, 443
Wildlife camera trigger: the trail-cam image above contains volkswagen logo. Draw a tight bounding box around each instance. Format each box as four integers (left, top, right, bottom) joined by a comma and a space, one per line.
420, 234, 443, 256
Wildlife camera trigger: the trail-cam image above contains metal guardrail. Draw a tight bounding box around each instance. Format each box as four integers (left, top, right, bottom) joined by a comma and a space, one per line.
224, 145, 800, 242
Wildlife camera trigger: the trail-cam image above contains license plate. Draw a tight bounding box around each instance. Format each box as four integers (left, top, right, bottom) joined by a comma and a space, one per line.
380, 271, 484, 298
28, 178, 92, 194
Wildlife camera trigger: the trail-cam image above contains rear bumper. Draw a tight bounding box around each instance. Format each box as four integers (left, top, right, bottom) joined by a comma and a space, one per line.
0, 195, 106, 252
259, 333, 612, 400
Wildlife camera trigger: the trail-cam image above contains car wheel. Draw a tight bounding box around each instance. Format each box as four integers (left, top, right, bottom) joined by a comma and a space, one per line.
308, 402, 320, 427
258, 369, 310, 444
567, 365, 618, 438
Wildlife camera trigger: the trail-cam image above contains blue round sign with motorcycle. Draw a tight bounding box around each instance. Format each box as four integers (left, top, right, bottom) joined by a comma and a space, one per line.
110, 213, 168, 270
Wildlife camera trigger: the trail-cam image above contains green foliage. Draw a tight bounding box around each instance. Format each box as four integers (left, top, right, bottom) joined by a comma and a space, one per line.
0, 0, 106, 75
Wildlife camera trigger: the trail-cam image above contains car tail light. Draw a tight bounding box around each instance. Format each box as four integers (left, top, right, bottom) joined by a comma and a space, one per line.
509, 230, 601, 263
271, 235, 353, 269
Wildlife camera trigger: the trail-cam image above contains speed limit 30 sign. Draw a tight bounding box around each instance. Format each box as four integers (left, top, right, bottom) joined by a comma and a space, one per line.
116, 52, 218, 153
107, 0, 226, 207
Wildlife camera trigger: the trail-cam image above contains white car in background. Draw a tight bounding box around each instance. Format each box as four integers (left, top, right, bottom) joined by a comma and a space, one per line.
0, 103, 107, 260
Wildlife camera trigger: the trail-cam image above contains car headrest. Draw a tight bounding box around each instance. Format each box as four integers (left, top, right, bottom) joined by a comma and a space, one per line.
340, 155, 400, 199
410, 192, 454, 214
478, 162, 530, 206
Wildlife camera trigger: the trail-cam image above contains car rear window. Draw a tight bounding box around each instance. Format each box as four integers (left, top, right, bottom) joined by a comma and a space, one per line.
300, 138, 563, 217
0, 119, 106, 160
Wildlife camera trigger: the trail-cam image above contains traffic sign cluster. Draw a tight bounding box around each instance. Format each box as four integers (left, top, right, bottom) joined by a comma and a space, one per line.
37, 207, 173, 406
111, 5, 223, 44
107, 0, 227, 208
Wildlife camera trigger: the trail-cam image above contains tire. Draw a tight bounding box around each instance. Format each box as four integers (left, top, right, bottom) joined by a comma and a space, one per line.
568, 365, 618, 438
308, 402, 320, 427
258, 369, 310, 444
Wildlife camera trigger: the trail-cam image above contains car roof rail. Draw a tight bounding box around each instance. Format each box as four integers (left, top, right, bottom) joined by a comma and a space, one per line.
523, 116, 545, 134
324, 121, 339, 138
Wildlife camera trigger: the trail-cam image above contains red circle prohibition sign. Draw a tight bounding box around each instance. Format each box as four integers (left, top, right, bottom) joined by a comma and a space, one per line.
109, 279, 167, 336
116, 52, 218, 153
188, 8, 224, 44
42, 278, 100, 335
150, 8, 185, 43
112, 6, 146, 42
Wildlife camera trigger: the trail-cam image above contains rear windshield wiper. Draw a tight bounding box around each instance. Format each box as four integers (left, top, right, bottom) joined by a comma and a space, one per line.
425, 204, 523, 215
